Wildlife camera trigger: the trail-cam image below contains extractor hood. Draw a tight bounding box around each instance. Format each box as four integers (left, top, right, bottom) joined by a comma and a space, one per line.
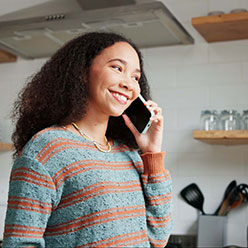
0, 0, 194, 59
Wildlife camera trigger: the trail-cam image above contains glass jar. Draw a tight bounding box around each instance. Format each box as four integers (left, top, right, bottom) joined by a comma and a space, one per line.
200, 110, 219, 130
242, 110, 248, 129
219, 110, 241, 130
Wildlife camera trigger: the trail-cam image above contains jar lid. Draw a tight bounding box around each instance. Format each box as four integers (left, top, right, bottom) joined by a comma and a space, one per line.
220, 110, 228, 114
208, 11, 225, 16
227, 110, 238, 114
230, 8, 247, 13
201, 110, 211, 115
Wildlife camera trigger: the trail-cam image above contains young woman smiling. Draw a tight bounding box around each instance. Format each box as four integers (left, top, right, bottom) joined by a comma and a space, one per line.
3, 32, 172, 248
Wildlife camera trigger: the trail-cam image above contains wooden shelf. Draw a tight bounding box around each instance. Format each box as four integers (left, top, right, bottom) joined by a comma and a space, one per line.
0, 142, 14, 151
192, 12, 248, 42
193, 130, 248, 145
0, 49, 17, 63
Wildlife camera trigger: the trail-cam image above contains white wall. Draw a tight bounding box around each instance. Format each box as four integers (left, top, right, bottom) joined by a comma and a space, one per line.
0, 0, 248, 246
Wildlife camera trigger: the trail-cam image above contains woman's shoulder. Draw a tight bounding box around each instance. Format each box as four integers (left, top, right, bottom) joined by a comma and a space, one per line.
20, 126, 75, 159
32, 126, 66, 141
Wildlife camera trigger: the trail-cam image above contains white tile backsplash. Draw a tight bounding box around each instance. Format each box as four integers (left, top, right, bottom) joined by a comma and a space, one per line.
152, 87, 209, 109
164, 152, 179, 177
0, 180, 8, 206
178, 151, 245, 177
164, 130, 191, 153
0, 206, 7, 240
162, 0, 209, 23
177, 108, 203, 130
144, 63, 176, 90
143, 43, 208, 66
242, 62, 248, 81
245, 153, 248, 175
209, 40, 248, 63
163, 109, 178, 131
176, 63, 243, 86
210, 84, 248, 107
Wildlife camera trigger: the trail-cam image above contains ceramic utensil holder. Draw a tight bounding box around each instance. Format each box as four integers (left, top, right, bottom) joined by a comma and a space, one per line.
197, 215, 227, 248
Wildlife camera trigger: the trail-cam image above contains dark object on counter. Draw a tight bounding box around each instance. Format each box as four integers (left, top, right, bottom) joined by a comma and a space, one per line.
166, 234, 197, 248
180, 183, 206, 215
223, 246, 244, 248
214, 180, 237, 215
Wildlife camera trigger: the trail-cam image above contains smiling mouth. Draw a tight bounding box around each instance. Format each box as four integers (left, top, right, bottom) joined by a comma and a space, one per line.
110, 91, 129, 104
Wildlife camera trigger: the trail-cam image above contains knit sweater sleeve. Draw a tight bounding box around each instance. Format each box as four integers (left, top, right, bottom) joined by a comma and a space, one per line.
2, 155, 56, 248
140, 152, 173, 248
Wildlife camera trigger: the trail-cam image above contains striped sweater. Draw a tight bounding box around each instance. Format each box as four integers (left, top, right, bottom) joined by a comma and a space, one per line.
3, 127, 172, 247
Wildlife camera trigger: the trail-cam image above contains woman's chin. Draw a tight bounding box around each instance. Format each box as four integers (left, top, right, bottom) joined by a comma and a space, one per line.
110, 110, 125, 117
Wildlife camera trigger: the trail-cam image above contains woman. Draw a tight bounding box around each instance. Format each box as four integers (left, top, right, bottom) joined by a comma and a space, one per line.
3, 32, 172, 247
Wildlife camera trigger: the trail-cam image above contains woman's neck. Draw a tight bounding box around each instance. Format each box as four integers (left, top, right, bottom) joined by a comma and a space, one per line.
68, 115, 109, 145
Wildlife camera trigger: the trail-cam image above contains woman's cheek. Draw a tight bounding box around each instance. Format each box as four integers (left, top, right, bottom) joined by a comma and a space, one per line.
135, 84, 141, 97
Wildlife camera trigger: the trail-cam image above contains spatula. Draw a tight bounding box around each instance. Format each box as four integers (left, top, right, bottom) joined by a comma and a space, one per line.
180, 183, 206, 215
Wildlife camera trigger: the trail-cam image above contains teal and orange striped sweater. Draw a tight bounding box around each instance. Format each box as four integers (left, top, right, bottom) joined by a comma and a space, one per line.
3, 127, 172, 247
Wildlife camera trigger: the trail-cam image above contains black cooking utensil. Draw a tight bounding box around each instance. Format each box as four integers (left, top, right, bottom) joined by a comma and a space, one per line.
180, 183, 206, 215
214, 180, 237, 215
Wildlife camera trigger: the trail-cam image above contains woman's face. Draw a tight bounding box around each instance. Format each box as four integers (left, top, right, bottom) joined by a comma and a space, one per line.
87, 41, 141, 118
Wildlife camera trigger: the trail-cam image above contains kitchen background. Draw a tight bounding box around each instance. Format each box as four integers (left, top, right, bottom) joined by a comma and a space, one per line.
0, 0, 248, 247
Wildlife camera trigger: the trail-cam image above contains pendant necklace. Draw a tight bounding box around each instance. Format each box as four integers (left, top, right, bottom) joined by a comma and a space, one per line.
71, 122, 111, 153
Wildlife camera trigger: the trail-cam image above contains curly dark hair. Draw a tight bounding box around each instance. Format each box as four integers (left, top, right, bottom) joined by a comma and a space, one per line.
11, 32, 151, 156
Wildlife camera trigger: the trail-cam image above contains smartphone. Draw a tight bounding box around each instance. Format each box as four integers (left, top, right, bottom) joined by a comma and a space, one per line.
124, 94, 154, 134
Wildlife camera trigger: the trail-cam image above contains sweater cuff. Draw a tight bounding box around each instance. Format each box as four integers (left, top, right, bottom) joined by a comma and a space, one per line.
140, 151, 166, 175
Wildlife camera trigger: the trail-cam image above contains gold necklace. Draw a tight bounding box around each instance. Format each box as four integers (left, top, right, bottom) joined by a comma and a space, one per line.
71, 122, 111, 153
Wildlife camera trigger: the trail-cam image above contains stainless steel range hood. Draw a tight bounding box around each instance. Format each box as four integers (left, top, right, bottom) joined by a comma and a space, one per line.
0, 0, 194, 59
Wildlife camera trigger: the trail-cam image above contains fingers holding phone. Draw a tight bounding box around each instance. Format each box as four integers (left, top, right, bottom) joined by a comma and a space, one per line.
123, 95, 164, 153
145, 100, 163, 125
124, 94, 154, 134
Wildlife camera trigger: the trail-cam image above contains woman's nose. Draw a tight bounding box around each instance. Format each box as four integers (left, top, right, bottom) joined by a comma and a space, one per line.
119, 79, 133, 90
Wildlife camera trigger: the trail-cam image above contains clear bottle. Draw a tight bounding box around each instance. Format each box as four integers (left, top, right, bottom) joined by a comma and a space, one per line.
219, 110, 241, 130
200, 110, 219, 131
242, 110, 248, 129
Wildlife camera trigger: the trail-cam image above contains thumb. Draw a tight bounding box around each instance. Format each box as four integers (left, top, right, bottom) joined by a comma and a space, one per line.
122, 114, 139, 137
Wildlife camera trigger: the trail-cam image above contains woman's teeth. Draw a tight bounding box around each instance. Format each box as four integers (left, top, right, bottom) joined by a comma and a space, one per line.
112, 92, 127, 102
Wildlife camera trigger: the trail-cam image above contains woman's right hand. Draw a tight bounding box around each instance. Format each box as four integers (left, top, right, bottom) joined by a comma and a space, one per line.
122, 100, 164, 154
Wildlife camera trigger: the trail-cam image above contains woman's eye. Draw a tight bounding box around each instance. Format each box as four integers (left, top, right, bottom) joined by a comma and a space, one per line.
112, 65, 122, 71
133, 75, 140, 82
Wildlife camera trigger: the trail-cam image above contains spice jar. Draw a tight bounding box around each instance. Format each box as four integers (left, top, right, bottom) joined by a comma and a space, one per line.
200, 110, 219, 130
219, 110, 241, 130
242, 110, 248, 129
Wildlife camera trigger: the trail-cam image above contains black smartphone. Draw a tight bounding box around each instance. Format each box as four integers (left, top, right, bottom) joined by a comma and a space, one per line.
124, 94, 154, 134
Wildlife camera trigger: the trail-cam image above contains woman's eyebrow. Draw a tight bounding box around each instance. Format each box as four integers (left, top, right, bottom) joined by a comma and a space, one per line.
108, 58, 141, 73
